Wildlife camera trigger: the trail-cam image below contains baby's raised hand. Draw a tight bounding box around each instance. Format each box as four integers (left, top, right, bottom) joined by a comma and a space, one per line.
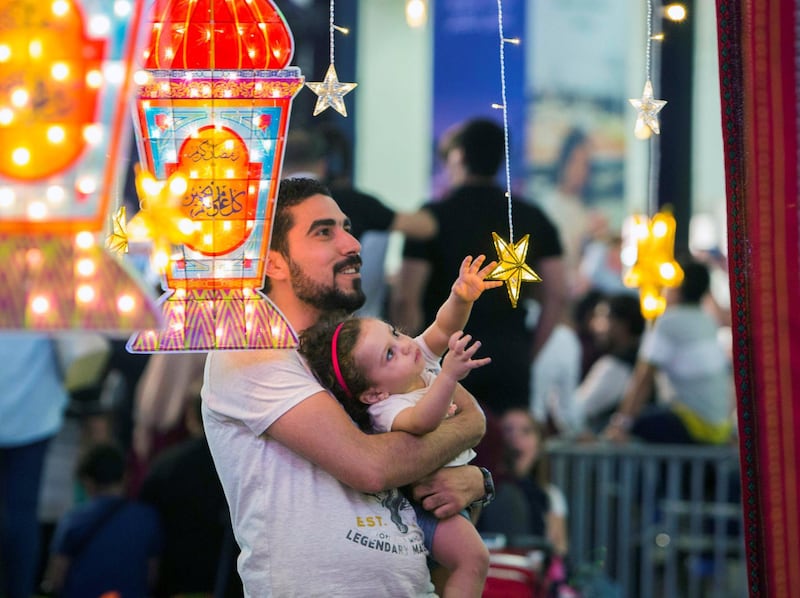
440, 331, 492, 382
451, 255, 503, 303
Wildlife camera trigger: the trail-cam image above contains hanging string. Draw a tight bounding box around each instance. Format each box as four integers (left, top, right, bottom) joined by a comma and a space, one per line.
328, 0, 335, 65
495, 0, 514, 243
645, 0, 660, 218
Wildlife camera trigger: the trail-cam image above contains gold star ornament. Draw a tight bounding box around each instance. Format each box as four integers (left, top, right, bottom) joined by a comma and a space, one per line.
486, 232, 541, 308
622, 211, 683, 319
106, 205, 129, 254
629, 79, 667, 137
306, 63, 357, 117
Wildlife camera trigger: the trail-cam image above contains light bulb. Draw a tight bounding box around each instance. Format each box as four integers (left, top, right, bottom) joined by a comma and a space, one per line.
405, 0, 427, 28
634, 119, 652, 140
664, 3, 687, 22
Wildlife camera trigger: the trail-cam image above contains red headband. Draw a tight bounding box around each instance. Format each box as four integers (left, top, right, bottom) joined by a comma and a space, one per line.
331, 322, 353, 398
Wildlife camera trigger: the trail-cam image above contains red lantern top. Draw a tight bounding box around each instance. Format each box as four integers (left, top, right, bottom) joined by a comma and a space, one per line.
144, 0, 294, 70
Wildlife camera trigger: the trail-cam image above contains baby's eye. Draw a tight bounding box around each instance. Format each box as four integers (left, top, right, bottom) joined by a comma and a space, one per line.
386, 348, 394, 361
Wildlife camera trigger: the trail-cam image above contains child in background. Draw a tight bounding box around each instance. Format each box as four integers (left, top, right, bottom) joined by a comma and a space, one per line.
300, 255, 500, 598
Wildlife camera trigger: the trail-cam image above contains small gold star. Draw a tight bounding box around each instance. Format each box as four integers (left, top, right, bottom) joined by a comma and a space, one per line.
305, 63, 358, 117
106, 205, 129, 254
629, 80, 667, 135
487, 232, 541, 308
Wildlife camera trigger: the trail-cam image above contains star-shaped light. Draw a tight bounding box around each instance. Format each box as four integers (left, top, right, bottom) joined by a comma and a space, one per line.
629, 80, 667, 136
622, 211, 683, 319
130, 167, 200, 273
305, 63, 357, 117
486, 232, 541, 308
106, 205, 129, 254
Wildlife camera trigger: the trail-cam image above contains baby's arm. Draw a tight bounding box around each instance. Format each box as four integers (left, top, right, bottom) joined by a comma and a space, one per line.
391, 332, 491, 435
422, 255, 502, 356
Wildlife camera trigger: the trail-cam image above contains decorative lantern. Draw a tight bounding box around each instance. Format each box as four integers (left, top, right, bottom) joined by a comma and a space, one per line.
622, 210, 684, 320
126, 0, 304, 352
0, 0, 162, 331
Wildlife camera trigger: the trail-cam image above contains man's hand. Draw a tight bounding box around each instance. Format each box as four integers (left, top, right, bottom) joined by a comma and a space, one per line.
409, 465, 484, 519
451, 255, 502, 303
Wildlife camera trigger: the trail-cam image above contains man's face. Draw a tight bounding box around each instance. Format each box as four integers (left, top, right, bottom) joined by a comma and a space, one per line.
284, 194, 365, 313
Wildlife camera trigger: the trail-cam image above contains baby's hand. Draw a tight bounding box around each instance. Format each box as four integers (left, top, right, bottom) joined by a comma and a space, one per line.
451, 255, 503, 303
440, 331, 492, 382
446, 402, 458, 418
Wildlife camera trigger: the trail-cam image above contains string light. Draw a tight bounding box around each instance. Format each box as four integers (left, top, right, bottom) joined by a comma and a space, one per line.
405, 0, 427, 29
305, 0, 357, 117
485, 0, 541, 309
629, 0, 667, 139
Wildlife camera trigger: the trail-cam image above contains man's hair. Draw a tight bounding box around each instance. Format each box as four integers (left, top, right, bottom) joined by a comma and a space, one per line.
271, 177, 332, 256
445, 118, 505, 177
77, 443, 125, 486
679, 257, 711, 304
298, 314, 372, 431
607, 293, 646, 337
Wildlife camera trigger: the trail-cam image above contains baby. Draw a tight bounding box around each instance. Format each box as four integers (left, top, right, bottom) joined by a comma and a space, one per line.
300, 255, 501, 597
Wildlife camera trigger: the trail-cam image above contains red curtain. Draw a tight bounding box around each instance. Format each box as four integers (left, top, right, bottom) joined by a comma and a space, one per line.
717, 1, 800, 595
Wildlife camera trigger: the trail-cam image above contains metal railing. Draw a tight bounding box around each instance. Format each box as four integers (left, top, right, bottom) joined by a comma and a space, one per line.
547, 440, 746, 598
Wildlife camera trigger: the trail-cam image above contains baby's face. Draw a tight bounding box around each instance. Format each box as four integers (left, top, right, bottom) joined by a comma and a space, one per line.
352, 319, 426, 399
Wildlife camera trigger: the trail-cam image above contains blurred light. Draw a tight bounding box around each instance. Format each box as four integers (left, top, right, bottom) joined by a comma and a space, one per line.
664, 3, 687, 22
76, 284, 96, 303
75, 231, 95, 249
31, 296, 50, 315
405, 0, 427, 28
117, 294, 136, 313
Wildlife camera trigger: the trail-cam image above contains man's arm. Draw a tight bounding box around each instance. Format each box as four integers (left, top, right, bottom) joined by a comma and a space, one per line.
267, 383, 485, 493
603, 360, 656, 442
529, 256, 567, 360
390, 258, 431, 335
391, 208, 437, 240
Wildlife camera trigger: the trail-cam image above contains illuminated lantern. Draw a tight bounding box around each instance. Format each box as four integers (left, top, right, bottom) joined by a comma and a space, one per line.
0, 0, 162, 331
622, 210, 684, 320
127, 0, 303, 352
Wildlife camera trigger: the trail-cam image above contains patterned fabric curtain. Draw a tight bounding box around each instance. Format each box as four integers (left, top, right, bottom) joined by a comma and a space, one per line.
717, 1, 800, 595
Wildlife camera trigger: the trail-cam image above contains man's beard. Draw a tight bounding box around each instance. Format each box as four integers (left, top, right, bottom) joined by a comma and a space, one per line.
289, 256, 366, 313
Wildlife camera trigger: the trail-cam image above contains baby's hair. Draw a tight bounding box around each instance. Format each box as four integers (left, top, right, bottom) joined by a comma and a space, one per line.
299, 313, 372, 431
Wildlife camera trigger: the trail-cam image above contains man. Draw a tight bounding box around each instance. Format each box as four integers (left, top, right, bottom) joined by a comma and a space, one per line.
392, 118, 567, 416
283, 127, 437, 318
604, 258, 734, 444
201, 178, 489, 595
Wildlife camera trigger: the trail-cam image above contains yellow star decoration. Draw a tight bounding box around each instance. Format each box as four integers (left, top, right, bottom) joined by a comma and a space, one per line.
130, 166, 199, 273
629, 79, 667, 136
106, 205, 129, 254
622, 211, 684, 319
486, 232, 541, 308
305, 63, 357, 117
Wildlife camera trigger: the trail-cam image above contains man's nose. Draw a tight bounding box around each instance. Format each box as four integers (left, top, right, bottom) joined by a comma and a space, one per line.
340, 228, 361, 254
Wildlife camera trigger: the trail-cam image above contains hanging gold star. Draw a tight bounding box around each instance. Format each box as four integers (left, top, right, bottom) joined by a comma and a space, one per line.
305, 63, 357, 117
486, 232, 541, 308
629, 79, 667, 135
622, 211, 683, 319
106, 205, 129, 254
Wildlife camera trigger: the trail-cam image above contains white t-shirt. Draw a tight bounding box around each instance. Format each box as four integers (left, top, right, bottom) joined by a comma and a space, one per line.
368, 337, 476, 467
202, 348, 436, 597
639, 305, 733, 425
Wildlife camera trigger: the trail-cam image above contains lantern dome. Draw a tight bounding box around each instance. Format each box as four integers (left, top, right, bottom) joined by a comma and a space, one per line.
144, 0, 294, 70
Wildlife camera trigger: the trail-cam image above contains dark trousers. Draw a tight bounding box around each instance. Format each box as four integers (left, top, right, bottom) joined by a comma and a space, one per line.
0, 437, 51, 598
631, 406, 696, 444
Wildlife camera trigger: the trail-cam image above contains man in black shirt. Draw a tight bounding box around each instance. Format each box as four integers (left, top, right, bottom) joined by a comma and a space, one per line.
392, 118, 566, 416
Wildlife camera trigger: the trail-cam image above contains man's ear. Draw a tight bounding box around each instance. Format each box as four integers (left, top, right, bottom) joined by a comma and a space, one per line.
266, 251, 289, 281
359, 388, 389, 405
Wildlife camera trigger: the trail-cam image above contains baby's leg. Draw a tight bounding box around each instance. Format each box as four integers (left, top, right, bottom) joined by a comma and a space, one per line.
430, 513, 490, 598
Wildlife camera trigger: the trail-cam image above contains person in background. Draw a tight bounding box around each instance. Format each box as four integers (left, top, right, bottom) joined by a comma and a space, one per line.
479, 408, 568, 556
566, 293, 646, 435
43, 443, 162, 598
0, 334, 69, 598
283, 126, 437, 318
392, 117, 566, 418
604, 258, 735, 444
201, 178, 489, 595
140, 396, 241, 597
